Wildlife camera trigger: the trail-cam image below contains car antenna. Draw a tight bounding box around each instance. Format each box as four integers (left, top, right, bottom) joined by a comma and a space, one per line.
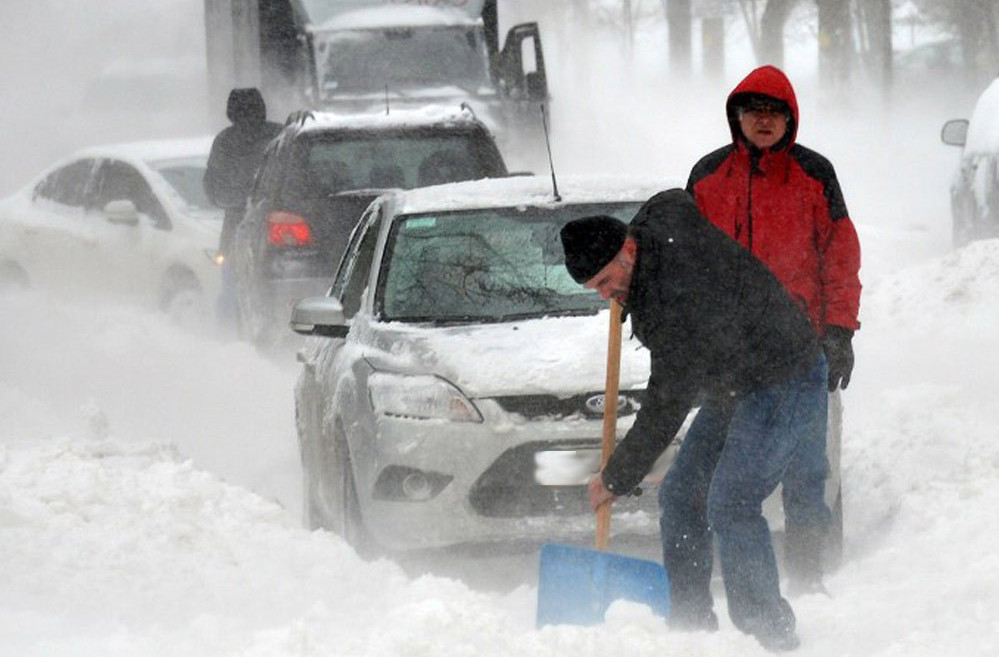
384, 84, 390, 115
540, 103, 561, 202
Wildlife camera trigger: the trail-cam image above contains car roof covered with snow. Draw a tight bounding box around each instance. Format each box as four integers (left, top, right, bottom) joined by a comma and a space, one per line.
285, 104, 491, 135
965, 76, 999, 156
389, 173, 677, 217
314, 5, 481, 31
66, 137, 215, 167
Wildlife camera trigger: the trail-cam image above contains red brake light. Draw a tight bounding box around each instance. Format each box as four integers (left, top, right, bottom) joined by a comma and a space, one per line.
266, 211, 312, 246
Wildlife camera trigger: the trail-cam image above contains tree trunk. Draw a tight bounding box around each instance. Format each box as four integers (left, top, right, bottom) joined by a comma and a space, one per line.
624, 0, 635, 60
702, 17, 725, 81
863, 0, 892, 103
954, 0, 999, 91
816, 0, 852, 92
759, 0, 796, 66
665, 0, 692, 77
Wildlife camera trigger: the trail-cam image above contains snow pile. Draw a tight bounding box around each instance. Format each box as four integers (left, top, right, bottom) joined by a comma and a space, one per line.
2, 236, 999, 655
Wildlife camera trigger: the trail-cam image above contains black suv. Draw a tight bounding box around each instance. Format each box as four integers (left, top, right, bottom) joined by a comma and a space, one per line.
231, 105, 509, 346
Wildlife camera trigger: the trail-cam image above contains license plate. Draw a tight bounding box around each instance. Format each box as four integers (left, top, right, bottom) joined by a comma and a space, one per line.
534, 449, 602, 486
533, 447, 677, 486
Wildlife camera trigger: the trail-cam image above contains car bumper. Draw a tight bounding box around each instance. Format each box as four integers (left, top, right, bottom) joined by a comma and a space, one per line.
352, 401, 670, 551
350, 395, 841, 552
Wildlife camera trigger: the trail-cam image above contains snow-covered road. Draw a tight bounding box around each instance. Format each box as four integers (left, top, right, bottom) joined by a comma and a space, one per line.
3, 230, 999, 656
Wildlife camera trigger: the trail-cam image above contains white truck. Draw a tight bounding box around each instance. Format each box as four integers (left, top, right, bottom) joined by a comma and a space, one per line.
205, 0, 549, 149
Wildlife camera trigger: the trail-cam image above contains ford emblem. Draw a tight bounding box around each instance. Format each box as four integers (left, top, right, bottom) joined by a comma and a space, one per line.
584, 394, 626, 416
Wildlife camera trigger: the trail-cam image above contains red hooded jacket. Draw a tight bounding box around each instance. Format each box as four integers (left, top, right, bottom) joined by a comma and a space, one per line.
686, 66, 861, 334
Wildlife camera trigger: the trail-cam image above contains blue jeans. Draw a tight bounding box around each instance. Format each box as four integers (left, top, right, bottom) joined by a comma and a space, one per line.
658, 353, 827, 636
781, 354, 832, 581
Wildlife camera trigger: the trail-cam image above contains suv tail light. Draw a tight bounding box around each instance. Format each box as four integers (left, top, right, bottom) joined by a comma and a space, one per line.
266, 211, 312, 246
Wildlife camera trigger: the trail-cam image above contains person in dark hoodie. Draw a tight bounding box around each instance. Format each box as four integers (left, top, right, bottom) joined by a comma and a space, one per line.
686, 66, 862, 595
561, 190, 823, 652
204, 88, 282, 329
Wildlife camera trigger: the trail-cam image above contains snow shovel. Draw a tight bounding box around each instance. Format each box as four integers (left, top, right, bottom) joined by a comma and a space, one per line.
536, 300, 670, 627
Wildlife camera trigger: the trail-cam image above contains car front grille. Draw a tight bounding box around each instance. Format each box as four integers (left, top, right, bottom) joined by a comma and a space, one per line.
489, 390, 644, 421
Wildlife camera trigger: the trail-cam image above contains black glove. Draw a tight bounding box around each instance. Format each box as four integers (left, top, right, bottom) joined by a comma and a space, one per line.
823, 326, 854, 392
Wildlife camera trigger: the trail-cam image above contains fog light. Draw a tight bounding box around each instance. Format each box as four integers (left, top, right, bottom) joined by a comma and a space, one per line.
373, 466, 453, 501
402, 473, 432, 500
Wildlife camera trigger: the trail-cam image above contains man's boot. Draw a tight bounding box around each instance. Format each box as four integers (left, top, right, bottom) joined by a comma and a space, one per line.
784, 524, 829, 597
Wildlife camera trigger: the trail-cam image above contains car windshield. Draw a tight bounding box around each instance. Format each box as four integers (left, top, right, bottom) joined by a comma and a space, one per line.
289, 133, 491, 197
379, 202, 642, 323
315, 25, 491, 97
151, 157, 217, 214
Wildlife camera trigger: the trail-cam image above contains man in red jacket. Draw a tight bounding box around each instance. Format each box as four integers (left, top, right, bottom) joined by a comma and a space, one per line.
686, 65, 862, 595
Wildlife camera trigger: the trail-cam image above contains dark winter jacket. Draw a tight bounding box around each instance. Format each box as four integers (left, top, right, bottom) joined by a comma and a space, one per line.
685, 65, 861, 335
204, 88, 282, 254
601, 189, 819, 495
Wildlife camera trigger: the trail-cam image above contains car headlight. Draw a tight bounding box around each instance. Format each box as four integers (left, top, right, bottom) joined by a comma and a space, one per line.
368, 372, 482, 423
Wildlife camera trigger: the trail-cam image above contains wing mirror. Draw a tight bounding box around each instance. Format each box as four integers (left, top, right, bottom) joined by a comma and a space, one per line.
103, 199, 139, 225
941, 119, 969, 148
290, 295, 349, 338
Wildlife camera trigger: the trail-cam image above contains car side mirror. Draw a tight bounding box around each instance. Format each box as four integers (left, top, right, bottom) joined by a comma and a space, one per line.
941, 119, 969, 147
290, 295, 349, 338
103, 199, 139, 225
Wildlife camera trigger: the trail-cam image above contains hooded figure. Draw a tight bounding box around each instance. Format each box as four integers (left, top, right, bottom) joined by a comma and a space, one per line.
204, 88, 282, 255
686, 66, 862, 597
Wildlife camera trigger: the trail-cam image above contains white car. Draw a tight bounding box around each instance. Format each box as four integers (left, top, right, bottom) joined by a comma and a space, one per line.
941, 76, 999, 246
290, 175, 843, 556
0, 138, 223, 316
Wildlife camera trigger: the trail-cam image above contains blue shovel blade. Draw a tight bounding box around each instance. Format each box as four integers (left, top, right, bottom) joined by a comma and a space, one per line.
536, 543, 670, 627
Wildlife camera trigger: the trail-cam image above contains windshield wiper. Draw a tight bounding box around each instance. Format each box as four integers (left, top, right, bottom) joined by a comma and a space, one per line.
386, 307, 602, 325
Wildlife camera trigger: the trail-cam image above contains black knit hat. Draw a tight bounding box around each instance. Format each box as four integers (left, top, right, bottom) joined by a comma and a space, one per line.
560, 215, 628, 284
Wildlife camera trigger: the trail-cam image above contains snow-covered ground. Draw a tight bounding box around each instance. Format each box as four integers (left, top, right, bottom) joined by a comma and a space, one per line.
4, 1, 999, 655
3, 222, 999, 657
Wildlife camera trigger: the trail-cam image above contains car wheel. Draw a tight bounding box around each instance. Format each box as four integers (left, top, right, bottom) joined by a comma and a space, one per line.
313, 424, 379, 557
234, 268, 275, 348
952, 193, 976, 248
296, 401, 318, 529
338, 444, 380, 558
160, 268, 206, 326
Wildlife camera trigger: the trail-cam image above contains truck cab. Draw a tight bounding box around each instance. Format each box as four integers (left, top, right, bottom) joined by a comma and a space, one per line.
206, 0, 548, 151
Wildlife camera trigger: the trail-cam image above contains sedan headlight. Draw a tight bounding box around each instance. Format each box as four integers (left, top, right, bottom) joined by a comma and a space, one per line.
368, 372, 483, 423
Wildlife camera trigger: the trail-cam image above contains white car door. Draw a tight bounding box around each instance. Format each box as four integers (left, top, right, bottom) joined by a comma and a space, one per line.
18, 158, 101, 296
89, 158, 169, 303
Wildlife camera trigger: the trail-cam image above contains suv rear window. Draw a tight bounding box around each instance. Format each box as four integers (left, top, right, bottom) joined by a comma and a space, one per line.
283, 132, 499, 199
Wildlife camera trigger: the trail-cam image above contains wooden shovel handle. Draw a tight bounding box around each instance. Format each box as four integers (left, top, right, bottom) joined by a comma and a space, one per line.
596, 300, 623, 551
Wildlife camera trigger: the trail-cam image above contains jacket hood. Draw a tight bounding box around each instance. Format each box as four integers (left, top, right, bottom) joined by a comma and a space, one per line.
226, 87, 267, 124
726, 65, 799, 150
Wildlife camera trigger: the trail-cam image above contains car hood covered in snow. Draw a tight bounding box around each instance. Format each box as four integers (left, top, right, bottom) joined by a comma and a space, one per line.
359, 310, 651, 398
